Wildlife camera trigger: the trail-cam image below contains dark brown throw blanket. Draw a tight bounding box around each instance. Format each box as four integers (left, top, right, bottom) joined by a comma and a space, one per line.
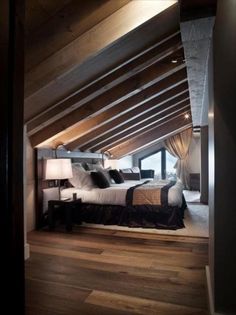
75, 181, 187, 230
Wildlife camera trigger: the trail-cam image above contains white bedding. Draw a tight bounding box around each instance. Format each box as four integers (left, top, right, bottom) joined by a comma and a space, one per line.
60, 179, 184, 207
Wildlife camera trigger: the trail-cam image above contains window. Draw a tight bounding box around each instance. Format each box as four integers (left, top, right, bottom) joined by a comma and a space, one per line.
141, 151, 162, 179
139, 149, 177, 180
166, 150, 177, 180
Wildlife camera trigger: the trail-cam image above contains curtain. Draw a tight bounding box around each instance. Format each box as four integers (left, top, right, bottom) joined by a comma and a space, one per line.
164, 128, 192, 189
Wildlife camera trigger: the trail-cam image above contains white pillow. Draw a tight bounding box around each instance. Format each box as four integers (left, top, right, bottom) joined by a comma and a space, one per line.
69, 164, 84, 187
90, 164, 104, 171
121, 168, 132, 173
72, 162, 84, 169
69, 165, 95, 190
132, 166, 140, 173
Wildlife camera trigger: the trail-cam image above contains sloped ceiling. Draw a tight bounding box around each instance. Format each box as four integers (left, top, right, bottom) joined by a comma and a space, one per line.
25, 0, 194, 158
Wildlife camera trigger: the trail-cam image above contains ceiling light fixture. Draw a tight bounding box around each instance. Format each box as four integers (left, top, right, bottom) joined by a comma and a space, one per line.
171, 56, 185, 64
184, 113, 190, 119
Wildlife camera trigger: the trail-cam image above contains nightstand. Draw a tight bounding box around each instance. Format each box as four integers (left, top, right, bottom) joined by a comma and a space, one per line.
48, 198, 81, 232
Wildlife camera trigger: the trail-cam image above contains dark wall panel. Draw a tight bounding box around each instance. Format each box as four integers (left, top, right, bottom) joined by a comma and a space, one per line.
208, 42, 215, 304
0, 0, 25, 314
200, 126, 208, 204
210, 0, 236, 312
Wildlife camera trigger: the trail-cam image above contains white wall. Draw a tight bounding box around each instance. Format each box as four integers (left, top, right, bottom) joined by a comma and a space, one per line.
188, 133, 201, 173
105, 155, 133, 169
117, 155, 133, 169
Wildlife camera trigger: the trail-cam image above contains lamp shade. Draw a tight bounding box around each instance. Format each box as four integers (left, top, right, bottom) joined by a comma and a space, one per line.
45, 158, 73, 180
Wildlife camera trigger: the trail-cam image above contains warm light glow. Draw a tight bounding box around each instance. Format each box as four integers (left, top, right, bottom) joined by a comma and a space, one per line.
45, 159, 73, 180
184, 113, 190, 119
171, 59, 178, 63
208, 112, 214, 119
104, 159, 118, 169
117, 0, 177, 33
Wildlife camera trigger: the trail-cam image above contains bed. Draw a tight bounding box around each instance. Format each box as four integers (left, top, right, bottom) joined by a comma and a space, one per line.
36, 149, 186, 230
59, 178, 186, 229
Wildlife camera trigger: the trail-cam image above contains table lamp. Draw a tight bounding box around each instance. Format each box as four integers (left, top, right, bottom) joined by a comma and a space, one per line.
45, 158, 73, 200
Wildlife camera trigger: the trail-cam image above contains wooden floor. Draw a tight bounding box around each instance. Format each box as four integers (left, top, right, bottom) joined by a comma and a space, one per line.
25, 227, 209, 315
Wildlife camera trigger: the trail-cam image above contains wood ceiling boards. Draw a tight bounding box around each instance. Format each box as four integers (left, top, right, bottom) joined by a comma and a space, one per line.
25, 0, 131, 71
27, 32, 182, 135
109, 118, 192, 159
89, 105, 191, 153
74, 90, 190, 151
25, 2, 193, 152
25, 1, 179, 118
51, 69, 188, 149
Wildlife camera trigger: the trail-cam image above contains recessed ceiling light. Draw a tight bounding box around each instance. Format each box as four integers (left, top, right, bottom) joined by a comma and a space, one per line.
171, 59, 178, 64
184, 113, 190, 119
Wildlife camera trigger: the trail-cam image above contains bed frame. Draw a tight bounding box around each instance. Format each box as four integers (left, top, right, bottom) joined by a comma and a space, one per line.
34, 148, 103, 229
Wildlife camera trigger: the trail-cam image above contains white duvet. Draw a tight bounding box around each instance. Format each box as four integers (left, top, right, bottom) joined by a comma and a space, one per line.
60, 179, 184, 207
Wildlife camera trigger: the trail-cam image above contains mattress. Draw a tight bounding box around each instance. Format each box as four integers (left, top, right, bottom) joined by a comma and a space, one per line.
60, 179, 184, 207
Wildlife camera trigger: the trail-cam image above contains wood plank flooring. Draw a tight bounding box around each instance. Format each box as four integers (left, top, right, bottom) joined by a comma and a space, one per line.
25, 227, 209, 315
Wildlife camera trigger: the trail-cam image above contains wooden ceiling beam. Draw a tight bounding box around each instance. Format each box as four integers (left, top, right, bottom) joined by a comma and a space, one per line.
26, 0, 132, 71
26, 32, 182, 132
79, 94, 190, 151
113, 125, 192, 158
25, 2, 179, 99
66, 81, 189, 150
24, 4, 180, 123
89, 105, 191, 152
109, 118, 192, 159
46, 68, 188, 148
30, 50, 185, 147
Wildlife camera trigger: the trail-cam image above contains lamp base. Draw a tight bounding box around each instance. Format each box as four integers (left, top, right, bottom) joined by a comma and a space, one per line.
58, 179, 61, 200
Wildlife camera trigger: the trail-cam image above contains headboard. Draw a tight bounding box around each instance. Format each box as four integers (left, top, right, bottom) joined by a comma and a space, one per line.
35, 148, 103, 229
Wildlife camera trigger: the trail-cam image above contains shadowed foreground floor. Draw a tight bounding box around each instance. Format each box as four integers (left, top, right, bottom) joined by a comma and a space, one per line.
26, 227, 209, 315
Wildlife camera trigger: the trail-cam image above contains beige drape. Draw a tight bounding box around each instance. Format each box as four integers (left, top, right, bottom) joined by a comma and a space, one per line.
164, 128, 192, 189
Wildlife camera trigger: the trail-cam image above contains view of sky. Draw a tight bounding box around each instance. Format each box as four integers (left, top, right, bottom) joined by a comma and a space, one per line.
141, 150, 177, 179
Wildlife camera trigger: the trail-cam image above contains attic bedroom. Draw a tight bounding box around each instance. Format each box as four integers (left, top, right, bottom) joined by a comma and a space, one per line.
23, 1, 210, 313
2, 0, 236, 315
25, 0, 208, 234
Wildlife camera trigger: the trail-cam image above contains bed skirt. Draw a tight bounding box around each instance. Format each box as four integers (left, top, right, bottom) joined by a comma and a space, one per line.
74, 195, 187, 230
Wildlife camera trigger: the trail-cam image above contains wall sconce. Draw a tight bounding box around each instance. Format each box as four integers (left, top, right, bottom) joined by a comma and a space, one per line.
54, 143, 71, 158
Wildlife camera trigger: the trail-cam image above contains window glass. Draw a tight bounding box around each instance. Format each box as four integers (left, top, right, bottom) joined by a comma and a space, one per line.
141, 151, 162, 179
166, 151, 177, 180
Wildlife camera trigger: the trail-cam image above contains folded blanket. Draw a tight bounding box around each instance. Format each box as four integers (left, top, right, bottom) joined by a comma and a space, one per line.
126, 180, 176, 207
